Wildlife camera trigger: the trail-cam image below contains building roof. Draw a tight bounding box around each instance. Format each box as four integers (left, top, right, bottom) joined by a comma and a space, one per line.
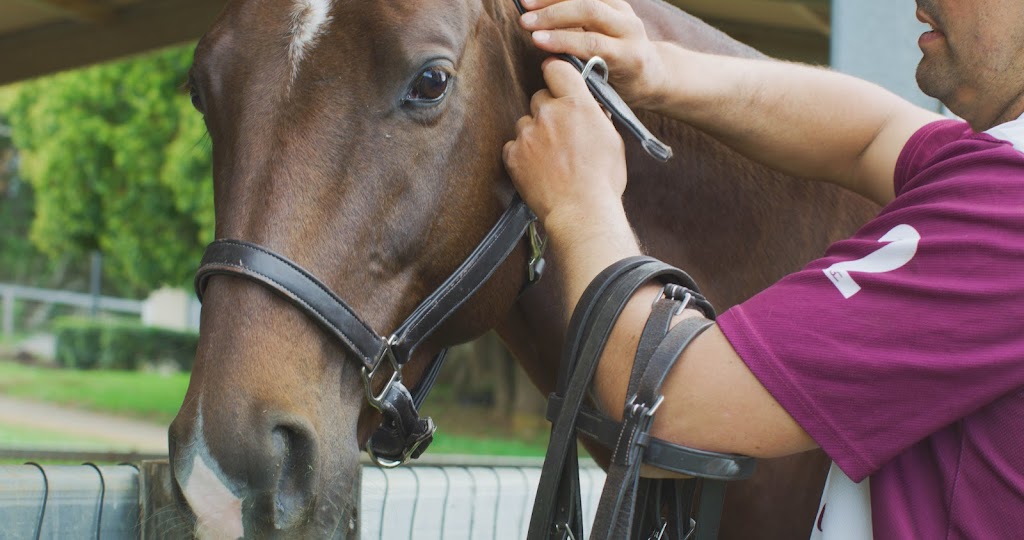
0, 0, 830, 86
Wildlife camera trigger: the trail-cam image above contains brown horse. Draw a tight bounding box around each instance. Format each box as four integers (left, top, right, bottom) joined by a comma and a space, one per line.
169, 0, 877, 538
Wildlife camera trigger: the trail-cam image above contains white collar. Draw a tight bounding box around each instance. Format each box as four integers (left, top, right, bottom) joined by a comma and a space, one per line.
984, 112, 1024, 154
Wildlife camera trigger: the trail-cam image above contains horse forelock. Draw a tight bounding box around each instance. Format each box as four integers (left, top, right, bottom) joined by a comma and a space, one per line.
287, 0, 335, 83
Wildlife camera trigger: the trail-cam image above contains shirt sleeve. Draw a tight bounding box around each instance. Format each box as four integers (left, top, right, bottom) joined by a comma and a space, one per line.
716, 120, 1024, 481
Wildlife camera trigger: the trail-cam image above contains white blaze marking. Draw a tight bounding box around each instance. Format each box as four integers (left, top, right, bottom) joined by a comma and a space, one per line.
823, 224, 921, 299
288, 0, 334, 82
183, 454, 245, 540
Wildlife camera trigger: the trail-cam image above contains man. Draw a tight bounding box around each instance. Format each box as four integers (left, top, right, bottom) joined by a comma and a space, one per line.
502, 0, 1024, 537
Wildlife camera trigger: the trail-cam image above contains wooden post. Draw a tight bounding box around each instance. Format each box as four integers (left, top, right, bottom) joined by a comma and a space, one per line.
2, 290, 13, 337
138, 461, 193, 540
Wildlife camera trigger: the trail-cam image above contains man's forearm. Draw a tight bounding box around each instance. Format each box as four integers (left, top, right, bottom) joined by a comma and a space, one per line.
648, 44, 941, 204
544, 203, 643, 323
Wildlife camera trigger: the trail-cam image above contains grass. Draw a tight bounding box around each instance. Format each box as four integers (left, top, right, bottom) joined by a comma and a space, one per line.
430, 430, 548, 457
0, 360, 190, 424
0, 423, 111, 448
0, 360, 553, 457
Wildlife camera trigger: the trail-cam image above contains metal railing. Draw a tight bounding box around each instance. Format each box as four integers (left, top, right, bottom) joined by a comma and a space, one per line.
0, 283, 143, 336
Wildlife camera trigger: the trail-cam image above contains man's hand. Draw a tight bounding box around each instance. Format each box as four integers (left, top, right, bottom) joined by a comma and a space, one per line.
504, 58, 641, 322
503, 58, 628, 230
518, 0, 667, 109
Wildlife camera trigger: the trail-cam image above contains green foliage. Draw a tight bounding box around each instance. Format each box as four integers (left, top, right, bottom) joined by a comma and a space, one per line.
4, 44, 213, 297
53, 317, 198, 371
1, 98, 54, 285
54, 317, 105, 369
101, 322, 199, 371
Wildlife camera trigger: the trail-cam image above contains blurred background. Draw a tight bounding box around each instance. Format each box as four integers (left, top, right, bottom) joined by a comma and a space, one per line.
0, 0, 934, 463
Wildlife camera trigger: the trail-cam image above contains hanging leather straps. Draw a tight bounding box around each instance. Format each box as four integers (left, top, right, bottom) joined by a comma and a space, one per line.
527, 256, 755, 540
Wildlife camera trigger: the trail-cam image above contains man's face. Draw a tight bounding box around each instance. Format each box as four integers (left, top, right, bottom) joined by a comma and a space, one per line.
916, 0, 1024, 130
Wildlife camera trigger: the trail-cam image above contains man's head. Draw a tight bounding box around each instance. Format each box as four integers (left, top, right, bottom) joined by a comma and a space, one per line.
916, 0, 1024, 131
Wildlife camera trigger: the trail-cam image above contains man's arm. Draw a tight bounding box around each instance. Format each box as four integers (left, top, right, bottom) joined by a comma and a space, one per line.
518, 0, 943, 205
648, 48, 941, 205
505, 61, 816, 458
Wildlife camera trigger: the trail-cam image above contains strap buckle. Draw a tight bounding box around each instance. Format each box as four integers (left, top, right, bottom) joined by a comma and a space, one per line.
649, 520, 668, 540
365, 424, 434, 469
528, 221, 547, 283
626, 394, 665, 419
581, 56, 609, 83
555, 523, 578, 540
361, 336, 402, 411
656, 283, 694, 316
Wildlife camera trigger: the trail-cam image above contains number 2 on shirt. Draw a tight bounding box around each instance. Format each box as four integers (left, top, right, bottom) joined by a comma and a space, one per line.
823, 224, 920, 299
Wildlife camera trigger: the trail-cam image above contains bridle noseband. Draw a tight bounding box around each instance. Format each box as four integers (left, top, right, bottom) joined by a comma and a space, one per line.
194, 195, 544, 467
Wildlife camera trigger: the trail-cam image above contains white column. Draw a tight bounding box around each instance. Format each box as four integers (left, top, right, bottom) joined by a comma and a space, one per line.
831, 0, 942, 111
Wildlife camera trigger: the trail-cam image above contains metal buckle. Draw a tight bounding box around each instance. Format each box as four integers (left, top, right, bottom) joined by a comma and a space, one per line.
683, 518, 697, 540
528, 221, 547, 283
581, 56, 609, 83
656, 283, 694, 316
555, 523, 578, 540
625, 394, 666, 418
649, 520, 668, 540
361, 336, 402, 411
365, 432, 432, 469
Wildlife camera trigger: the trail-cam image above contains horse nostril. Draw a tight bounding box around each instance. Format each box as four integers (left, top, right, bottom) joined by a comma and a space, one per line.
270, 424, 317, 530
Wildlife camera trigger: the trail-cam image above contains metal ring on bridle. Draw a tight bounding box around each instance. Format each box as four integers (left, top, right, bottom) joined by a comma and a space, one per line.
580, 56, 609, 83
361, 336, 402, 410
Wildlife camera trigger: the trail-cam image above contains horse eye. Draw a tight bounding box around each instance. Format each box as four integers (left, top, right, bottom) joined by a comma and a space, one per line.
189, 85, 204, 113
404, 67, 451, 105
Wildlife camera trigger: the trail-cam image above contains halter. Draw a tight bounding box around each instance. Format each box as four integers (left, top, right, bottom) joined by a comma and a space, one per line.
195, 195, 543, 467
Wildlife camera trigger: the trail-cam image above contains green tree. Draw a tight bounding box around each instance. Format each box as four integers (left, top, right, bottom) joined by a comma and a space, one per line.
5, 44, 213, 297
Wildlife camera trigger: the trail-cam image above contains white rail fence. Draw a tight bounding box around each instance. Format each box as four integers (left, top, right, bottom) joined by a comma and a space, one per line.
0, 283, 143, 336
0, 460, 607, 539
1, 283, 201, 337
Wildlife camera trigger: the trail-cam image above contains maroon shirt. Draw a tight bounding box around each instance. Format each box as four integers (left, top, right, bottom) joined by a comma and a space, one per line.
717, 119, 1024, 538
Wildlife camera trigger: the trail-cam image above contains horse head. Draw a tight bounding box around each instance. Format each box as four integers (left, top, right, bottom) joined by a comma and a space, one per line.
168, 0, 543, 536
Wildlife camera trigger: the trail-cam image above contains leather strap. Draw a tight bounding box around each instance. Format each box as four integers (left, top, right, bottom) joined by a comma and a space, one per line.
366, 381, 436, 466
195, 195, 537, 373
512, 0, 673, 162
388, 196, 537, 364
529, 258, 695, 539
545, 398, 755, 480
194, 194, 539, 466
528, 257, 755, 539
591, 317, 713, 540
195, 239, 386, 371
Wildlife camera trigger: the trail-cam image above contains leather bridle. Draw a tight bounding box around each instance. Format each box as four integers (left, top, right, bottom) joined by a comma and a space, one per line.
192, 3, 674, 467
194, 195, 544, 467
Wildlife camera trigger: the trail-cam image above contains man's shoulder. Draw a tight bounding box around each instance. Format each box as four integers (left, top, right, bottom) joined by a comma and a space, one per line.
895, 118, 1024, 195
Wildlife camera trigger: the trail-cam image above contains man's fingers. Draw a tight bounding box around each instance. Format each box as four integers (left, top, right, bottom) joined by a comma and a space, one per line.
530, 89, 555, 117
542, 59, 592, 100
515, 115, 533, 137
521, 0, 632, 38
532, 30, 623, 69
